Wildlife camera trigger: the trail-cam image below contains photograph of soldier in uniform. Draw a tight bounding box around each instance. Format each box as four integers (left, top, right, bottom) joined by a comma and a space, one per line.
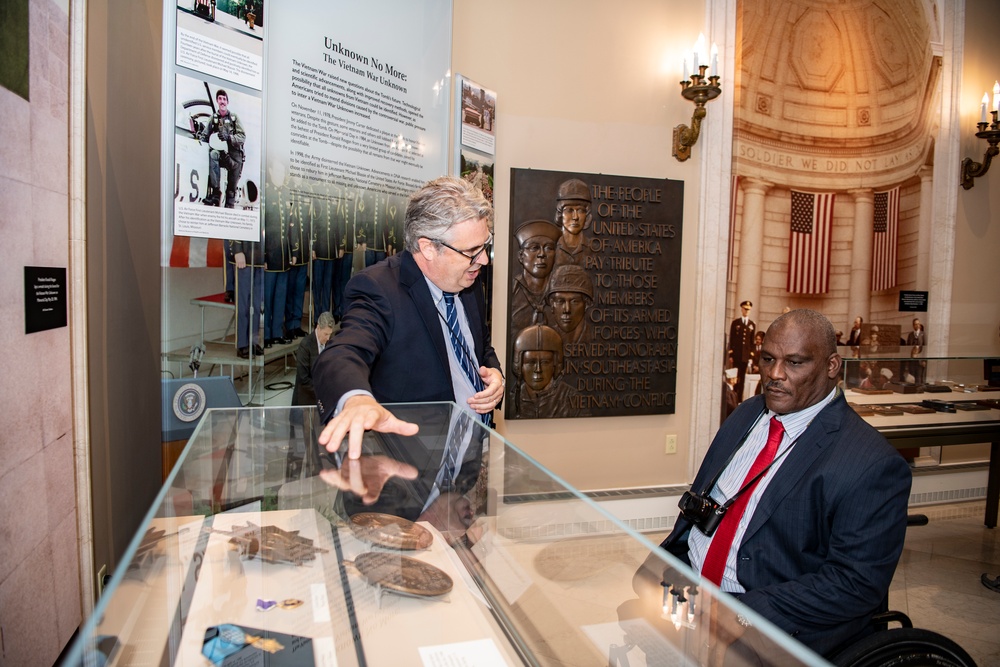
191, 88, 245, 208
174, 76, 261, 216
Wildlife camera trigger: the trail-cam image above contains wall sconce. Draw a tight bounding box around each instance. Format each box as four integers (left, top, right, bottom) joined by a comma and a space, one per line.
673, 34, 721, 162
961, 81, 1000, 190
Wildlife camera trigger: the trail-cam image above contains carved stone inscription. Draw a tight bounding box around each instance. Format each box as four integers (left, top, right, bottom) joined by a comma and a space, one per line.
505, 168, 683, 420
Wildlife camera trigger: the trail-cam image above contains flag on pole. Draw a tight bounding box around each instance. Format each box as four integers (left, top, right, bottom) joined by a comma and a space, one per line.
787, 190, 835, 294
871, 187, 900, 292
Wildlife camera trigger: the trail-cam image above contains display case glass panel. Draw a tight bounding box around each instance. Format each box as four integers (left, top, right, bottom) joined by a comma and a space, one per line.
66, 404, 829, 666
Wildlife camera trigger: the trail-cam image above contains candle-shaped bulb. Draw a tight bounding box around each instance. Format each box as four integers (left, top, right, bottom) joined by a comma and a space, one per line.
982, 93, 989, 123
694, 33, 706, 69
710, 43, 719, 77
993, 81, 1000, 112
683, 58, 689, 82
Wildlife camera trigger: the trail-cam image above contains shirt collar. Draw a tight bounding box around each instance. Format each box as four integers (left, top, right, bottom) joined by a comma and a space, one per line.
767, 386, 839, 440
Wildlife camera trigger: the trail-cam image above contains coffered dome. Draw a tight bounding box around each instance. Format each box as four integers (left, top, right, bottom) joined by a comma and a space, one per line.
734, 0, 939, 188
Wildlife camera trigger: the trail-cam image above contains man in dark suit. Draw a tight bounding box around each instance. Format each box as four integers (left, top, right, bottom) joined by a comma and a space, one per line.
291, 311, 336, 407
314, 177, 505, 460
727, 300, 756, 398
637, 309, 911, 660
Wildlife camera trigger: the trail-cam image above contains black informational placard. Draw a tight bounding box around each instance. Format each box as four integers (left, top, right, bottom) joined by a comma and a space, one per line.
24, 266, 67, 333
898, 290, 928, 312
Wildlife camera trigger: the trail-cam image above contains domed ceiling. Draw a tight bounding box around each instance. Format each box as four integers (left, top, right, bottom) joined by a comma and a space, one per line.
734, 0, 939, 188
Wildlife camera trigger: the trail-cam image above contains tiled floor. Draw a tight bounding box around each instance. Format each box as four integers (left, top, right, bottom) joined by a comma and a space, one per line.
888, 501, 1000, 667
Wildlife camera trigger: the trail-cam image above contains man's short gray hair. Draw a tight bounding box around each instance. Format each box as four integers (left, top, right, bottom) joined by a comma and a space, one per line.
403, 176, 493, 252
316, 311, 336, 329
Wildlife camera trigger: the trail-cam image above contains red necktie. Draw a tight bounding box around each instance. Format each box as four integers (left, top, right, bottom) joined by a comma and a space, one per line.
701, 416, 785, 586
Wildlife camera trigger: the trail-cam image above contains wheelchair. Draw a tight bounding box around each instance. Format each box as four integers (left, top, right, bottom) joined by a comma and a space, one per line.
829, 514, 978, 667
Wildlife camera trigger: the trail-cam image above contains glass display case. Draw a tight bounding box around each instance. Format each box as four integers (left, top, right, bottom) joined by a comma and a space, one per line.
66, 403, 829, 666
839, 349, 1000, 395
838, 351, 1000, 528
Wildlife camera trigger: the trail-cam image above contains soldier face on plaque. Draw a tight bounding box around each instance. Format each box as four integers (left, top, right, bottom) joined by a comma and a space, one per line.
559, 202, 590, 236
521, 350, 557, 391
518, 235, 558, 280
549, 292, 588, 333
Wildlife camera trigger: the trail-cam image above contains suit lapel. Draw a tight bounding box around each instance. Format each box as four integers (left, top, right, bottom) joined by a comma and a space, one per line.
740, 395, 845, 545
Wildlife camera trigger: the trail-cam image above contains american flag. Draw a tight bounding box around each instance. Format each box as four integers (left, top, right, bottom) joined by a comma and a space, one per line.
168, 235, 225, 268
787, 190, 835, 294
871, 187, 899, 292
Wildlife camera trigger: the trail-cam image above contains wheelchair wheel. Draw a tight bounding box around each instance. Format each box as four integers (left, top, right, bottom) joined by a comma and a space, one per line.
832, 627, 977, 667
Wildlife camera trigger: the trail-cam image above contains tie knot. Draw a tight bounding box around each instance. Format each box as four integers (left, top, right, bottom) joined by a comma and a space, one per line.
443, 293, 456, 305
768, 416, 784, 439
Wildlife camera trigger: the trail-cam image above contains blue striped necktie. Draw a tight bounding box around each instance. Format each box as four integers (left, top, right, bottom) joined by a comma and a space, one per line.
443, 293, 490, 424
440, 411, 472, 491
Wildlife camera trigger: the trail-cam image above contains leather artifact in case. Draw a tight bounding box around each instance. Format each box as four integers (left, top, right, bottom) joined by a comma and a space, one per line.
852, 388, 894, 395
897, 403, 936, 414
885, 382, 919, 394
848, 402, 876, 416
349, 512, 433, 550
344, 551, 453, 598
921, 399, 957, 413
976, 399, 1000, 409
953, 402, 990, 411
922, 384, 953, 393
870, 405, 905, 416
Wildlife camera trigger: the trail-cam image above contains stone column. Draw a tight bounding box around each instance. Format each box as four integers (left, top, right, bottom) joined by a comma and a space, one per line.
734, 177, 773, 308
917, 166, 933, 290
848, 188, 874, 324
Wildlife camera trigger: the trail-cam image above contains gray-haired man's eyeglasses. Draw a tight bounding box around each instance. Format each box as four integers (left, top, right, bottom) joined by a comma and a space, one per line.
431, 234, 493, 266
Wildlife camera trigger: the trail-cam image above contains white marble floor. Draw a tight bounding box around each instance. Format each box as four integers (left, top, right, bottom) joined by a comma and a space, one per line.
888, 501, 1000, 667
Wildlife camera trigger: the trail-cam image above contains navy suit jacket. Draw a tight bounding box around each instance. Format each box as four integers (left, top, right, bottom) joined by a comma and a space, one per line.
662, 392, 912, 657
313, 251, 501, 420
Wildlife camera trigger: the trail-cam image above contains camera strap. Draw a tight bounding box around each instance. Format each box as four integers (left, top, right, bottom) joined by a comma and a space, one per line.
719, 430, 798, 511
699, 408, 798, 512
697, 407, 766, 500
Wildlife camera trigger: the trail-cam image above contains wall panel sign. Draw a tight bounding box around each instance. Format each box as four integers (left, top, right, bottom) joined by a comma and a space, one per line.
24, 266, 67, 334
506, 168, 684, 420
264, 0, 453, 253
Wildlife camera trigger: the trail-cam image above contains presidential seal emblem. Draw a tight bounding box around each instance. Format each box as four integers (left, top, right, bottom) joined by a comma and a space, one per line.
172, 382, 206, 423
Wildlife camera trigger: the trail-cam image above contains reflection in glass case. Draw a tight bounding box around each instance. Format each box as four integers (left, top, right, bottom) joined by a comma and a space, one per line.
65, 404, 827, 666
840, 350, 1000, 395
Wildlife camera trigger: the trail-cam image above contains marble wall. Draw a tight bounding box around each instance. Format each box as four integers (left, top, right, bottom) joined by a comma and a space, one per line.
0, 0, 82, 663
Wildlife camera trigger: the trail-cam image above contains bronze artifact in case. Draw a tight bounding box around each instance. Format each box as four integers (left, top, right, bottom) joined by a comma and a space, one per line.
349, 512, 433, 550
